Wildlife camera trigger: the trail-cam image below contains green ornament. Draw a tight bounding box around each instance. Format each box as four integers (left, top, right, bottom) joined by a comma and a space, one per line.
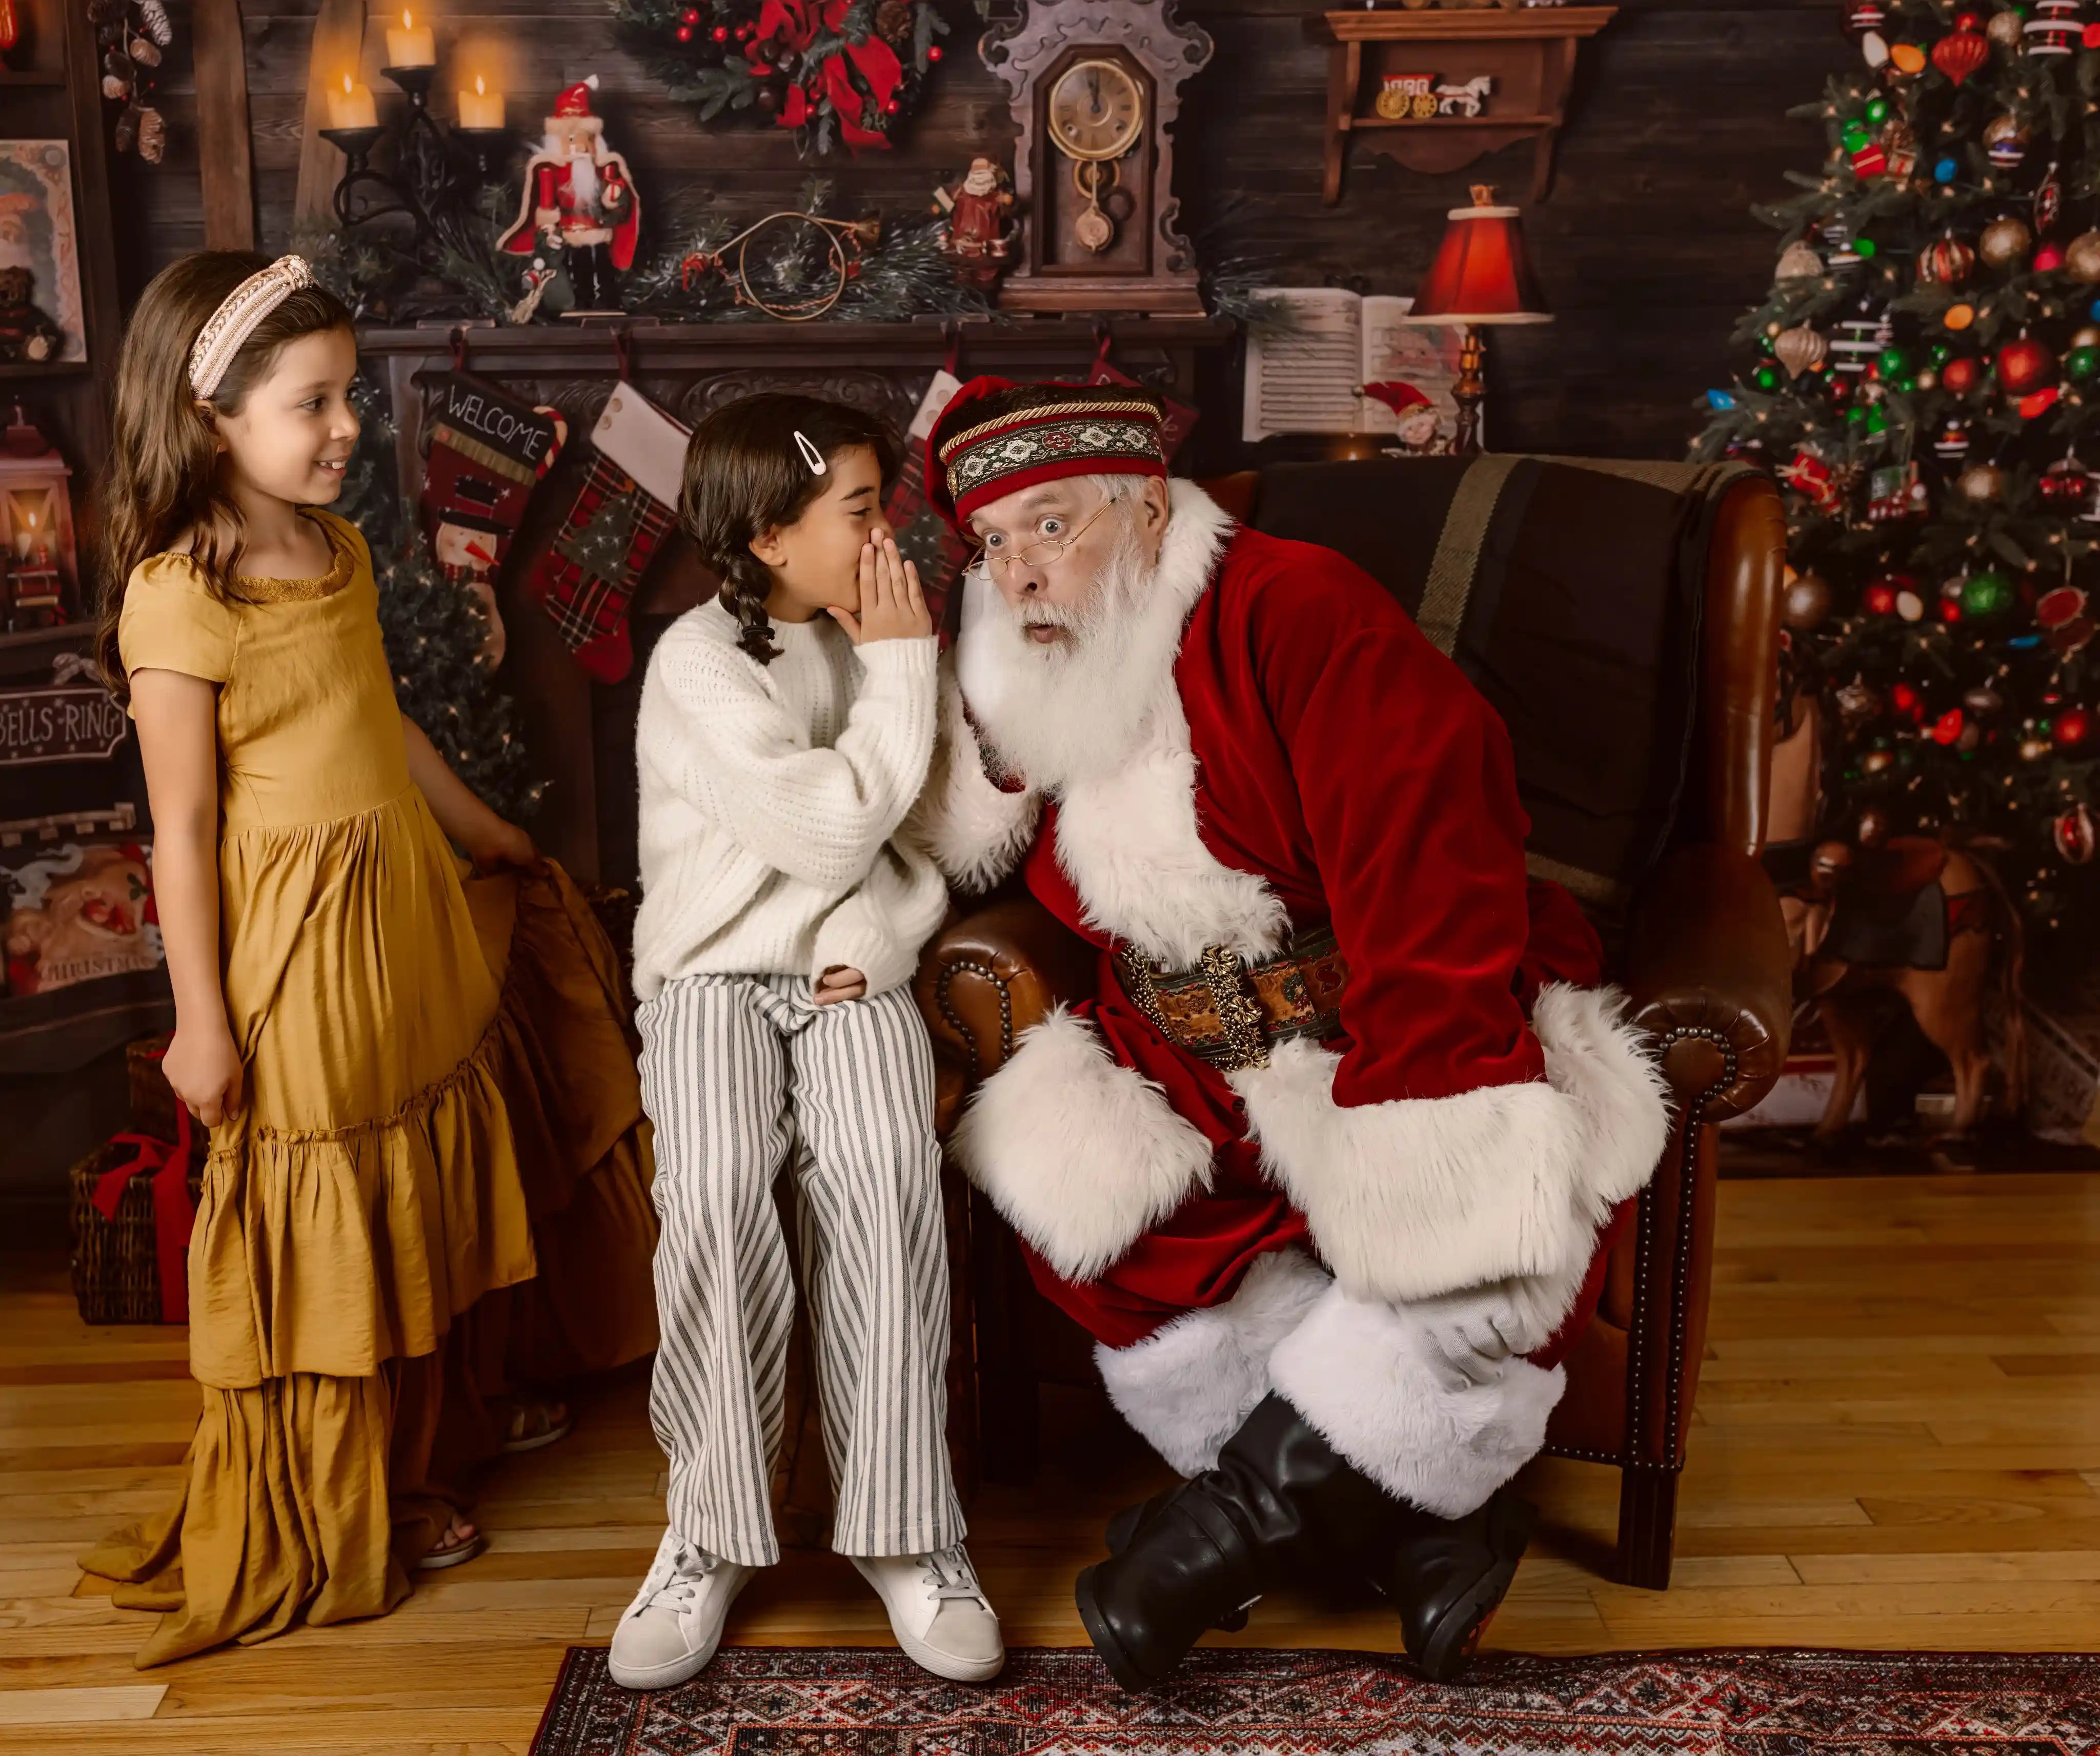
1843, 122, 1871, 152
1878, 344, 1912, 377
1848, 403, 1870, 425
1866, 407, 1889, 434
2069, 346, 2100, 382
1855, 237, 1878, 258
1895, 375, 1918, 393
1865, 96, 1890, 124
1929, 342, 1953, 366
1962, 569, 2013, 618
1754, 365, 1780, 390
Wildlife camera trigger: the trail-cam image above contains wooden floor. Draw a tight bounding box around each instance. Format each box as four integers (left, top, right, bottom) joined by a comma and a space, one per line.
3, 1171, 2098, 1753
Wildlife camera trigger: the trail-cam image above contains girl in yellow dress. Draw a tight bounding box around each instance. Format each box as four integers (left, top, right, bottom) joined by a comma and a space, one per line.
79, 251, 659, 1665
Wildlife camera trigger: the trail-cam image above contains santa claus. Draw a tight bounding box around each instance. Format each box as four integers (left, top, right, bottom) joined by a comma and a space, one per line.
909, 380, 1670, 1688
500, 76, 641, 314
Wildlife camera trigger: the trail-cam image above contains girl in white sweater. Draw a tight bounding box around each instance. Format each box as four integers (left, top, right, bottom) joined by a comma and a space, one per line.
616, 395, 1001, 1690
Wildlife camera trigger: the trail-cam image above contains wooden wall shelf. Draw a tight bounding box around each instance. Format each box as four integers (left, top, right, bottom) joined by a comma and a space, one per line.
1318, 6, 1616, 205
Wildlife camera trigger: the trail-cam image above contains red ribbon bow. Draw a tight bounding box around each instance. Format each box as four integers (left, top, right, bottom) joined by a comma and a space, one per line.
90, 1104, 196, 1323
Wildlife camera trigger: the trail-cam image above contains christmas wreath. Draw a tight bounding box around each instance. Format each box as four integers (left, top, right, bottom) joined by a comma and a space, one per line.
613, 0, 950, 155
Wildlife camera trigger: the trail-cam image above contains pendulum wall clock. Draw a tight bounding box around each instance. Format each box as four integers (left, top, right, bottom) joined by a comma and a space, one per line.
981, 0, 1213, 314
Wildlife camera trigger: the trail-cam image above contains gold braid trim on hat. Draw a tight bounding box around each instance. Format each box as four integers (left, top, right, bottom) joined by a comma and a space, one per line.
187, 256, 317, 400
937, 396, 1163, 465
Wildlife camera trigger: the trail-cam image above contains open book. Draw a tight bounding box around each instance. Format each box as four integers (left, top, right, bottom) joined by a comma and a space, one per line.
1242, 288, 1471, 450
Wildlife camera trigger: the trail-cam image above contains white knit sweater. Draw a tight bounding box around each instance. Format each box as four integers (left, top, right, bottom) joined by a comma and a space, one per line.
632, 597, 945, 1002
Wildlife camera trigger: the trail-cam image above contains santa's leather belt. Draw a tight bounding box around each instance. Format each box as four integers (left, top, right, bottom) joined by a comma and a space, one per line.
1116, 928, 1348, 1073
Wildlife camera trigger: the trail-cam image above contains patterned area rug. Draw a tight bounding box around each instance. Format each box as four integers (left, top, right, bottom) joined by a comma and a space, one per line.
529, 1645, 2100, 1755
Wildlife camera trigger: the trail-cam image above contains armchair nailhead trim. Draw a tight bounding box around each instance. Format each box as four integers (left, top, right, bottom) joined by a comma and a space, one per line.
935, 959, 1015, 1084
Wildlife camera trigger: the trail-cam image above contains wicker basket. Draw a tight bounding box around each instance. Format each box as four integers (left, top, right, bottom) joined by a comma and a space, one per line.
69, 1137, 204, 1325
127, 1033, 184, 1142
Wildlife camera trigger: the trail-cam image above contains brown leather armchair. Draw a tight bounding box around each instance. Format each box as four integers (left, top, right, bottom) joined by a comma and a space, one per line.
915, 455, 1794, 1590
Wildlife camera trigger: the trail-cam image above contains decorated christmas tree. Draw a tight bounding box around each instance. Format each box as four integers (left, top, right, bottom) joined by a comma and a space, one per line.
1690, 0, 2100, 950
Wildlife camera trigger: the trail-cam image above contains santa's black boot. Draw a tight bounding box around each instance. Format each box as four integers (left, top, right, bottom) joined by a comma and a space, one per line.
1077, 1395, 1402, 1691
1370, 1488, 1536, 1683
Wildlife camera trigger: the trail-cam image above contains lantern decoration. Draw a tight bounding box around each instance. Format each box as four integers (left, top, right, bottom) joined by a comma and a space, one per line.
2028, 0, 2083, 54
1933, 415, 1973, 458
1776, 238, 1824, 280
1931, 12, 1989, 83
2054, 803, 2096, 865
1919, 234, 1976, 286
2042, 454, 2093, 508
1985, 114, 2030, 169
1775, 323, 1829, 378
2039, 583, 2097, 653
0, 407, 78, 632
1981, 214, 2034, 267
1998, 332, 2058, 395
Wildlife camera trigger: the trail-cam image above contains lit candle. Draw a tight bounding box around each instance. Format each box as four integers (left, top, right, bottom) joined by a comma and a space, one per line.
385, 8, 436, 67
327, 71, 378, 129
457, 72, 504, 129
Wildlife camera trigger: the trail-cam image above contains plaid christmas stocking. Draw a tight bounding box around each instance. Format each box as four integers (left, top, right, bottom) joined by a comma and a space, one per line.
889, 367, 972, 640
529, 385, 688, 684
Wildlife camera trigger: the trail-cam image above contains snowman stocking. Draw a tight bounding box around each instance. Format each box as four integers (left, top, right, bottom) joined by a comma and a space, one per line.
530, 385, 688, 684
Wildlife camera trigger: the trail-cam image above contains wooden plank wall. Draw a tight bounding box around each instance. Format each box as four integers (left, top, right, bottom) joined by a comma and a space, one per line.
113, 0, 1846, 464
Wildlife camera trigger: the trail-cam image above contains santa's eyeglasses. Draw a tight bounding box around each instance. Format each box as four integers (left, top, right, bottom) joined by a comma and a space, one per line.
967, 500, 1113, 577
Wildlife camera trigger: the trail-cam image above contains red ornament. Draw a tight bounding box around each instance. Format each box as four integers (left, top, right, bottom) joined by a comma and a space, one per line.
2024, 387, 2064, 419
1890, 681, 1923, 717
1932, 708, 1965, 746
2037, 243, 2066, 273
713, 23, 729, 38
676, 23, 694, 38
1920, 237, 1975, 286
1864, 579, 1900, 616
2042, 457, 2092, 507
926, 43, 942, 60
882, 96, 900, 113
1998, 334, 2058, 395
681, 5, 699, 17
2039, 584, 2096, 655
1941, 356, 1981, 394
1932, 16, 1989, 83
2056, 803, 2097, 865
2056, 706, 2093, 749
1939, 597, 1964, 624
2087, 20, 2100, 47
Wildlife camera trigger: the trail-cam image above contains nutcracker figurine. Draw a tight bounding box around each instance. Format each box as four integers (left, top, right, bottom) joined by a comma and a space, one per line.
934, 157, 1015, 290
499, 76, 641, 315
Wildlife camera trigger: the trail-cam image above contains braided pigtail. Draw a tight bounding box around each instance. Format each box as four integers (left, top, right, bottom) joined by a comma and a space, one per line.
718, 547, 782, 665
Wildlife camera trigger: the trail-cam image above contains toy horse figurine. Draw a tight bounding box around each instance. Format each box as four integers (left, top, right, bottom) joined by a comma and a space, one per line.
1788, 836, 2026, 1139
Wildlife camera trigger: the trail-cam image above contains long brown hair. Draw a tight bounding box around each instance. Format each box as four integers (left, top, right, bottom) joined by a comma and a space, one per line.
95, 251, 355, 696
677, 393, 903, 665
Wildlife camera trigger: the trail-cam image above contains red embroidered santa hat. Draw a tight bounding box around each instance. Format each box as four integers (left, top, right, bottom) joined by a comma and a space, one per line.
548, 75, 604, 135
924, 376, 1168, 537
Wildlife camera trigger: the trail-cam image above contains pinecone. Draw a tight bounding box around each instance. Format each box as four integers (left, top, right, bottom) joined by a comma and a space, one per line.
137, 0, 173, 45
138, 105, 166, 162
875, 1, 912, 46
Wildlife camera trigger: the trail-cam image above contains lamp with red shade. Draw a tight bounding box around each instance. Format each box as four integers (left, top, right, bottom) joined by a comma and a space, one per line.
1401, 183, 1552, 455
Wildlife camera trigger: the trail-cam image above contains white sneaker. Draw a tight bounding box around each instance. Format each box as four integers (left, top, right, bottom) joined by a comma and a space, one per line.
852, 1544, 1005, 1682
608, 1529, 754, 1691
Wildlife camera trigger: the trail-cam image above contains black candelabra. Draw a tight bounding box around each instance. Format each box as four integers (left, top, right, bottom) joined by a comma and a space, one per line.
319, 64, 514, 246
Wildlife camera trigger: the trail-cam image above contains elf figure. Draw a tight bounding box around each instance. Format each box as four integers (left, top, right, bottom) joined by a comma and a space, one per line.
500, 77, 641, 315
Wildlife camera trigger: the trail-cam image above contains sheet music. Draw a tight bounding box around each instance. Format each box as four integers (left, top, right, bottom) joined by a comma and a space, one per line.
1241, 288, 1367, 442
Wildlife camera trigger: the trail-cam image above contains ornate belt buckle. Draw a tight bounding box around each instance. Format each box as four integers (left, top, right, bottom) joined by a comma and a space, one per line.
1198, 944, 1270, 1072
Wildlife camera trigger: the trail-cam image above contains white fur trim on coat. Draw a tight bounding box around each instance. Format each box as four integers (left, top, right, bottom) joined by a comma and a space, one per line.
951, 1006, 1214, 1282
1052, 481, 1288, 966
1269, 1282, 1566, 1518
1096, 1250, 1331, 1476
906, 654, 1041, 894
1230, 982, 1670, 1308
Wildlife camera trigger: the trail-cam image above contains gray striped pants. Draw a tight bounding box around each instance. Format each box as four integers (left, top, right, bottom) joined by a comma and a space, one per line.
635, 972, 964, 1568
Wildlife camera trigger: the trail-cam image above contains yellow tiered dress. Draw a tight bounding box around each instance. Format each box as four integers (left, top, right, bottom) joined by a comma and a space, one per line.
79, 509, 659, 1667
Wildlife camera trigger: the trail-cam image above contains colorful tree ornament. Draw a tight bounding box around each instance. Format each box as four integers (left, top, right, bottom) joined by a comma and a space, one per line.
2056, 705, 2094, 749
1962, 570, 2014, 618
1775, 324, 1829, 378
1930, 11, 1989, 82
1919, 235, 1975, 285
1999, 333, 2058, 394
1981, 214, 2034, 267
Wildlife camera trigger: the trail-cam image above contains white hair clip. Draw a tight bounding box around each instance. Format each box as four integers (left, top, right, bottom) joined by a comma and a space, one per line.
188, 255, 316, 400
793, 430, 827, 476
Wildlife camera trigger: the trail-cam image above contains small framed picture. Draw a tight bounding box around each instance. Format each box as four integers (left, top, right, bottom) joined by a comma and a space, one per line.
0, 141, 87, 364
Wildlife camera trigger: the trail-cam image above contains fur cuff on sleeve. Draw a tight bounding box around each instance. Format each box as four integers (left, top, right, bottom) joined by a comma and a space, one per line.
905, 659, 1041, 894
1230, 983, 1670, 1305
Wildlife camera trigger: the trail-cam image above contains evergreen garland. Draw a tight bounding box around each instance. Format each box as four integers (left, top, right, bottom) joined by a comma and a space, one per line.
337, 380, 543, 825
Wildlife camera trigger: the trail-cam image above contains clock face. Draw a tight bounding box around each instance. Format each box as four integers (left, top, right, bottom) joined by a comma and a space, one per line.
1046, 58, 1146, 163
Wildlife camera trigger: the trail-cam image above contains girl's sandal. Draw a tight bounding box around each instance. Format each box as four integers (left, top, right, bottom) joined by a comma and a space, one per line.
416, 1515, 487, 1573
502, 1397, 573, 1455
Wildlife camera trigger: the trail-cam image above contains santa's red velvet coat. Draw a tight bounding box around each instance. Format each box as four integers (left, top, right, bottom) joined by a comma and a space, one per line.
917, 481, 1668, 1511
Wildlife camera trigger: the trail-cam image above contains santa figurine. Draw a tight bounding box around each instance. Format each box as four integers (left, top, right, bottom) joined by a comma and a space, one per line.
500, 76, 641, 315
934, 157, 1015, 290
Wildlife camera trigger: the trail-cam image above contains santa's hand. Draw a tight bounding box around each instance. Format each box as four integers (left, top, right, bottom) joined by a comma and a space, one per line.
1411, 1276, 1568, 1386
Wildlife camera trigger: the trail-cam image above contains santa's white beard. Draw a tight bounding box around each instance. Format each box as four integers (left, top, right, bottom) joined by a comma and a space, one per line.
557, 145, 600, 209
962, 516, 1182, 792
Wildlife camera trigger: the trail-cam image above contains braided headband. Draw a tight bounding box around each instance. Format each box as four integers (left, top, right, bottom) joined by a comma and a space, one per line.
188, 255, 316, 400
